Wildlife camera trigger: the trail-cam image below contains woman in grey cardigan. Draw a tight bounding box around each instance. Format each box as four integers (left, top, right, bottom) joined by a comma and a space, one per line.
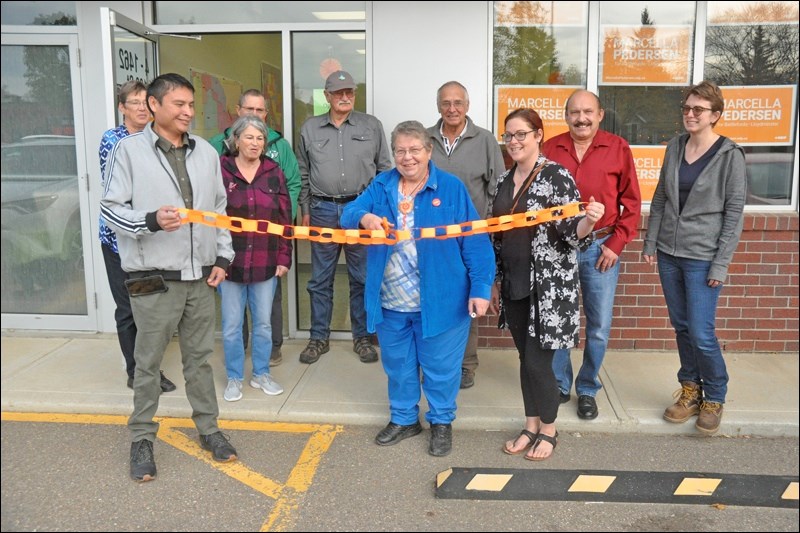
643, 80, 746, 435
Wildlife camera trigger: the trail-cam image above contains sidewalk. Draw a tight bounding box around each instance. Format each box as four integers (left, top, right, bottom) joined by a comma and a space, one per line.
1, 332, 797, 437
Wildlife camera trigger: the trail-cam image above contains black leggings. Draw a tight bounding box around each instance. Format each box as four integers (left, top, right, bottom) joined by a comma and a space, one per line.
504, 296, 559, 424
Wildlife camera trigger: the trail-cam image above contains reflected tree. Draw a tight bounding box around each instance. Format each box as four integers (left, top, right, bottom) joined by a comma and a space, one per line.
705, 2, 799, 85
494, 2, 563, 85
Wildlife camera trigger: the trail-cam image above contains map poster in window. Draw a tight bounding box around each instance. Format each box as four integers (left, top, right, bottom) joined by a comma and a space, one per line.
715, 85, 796, 146
189, 68, 243, 140
600, 25, 692, 85
494, 85, 581, 143
631, 145, 667, 203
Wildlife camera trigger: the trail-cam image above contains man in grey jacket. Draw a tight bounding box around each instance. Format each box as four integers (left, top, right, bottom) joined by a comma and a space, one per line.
427, 81, 506, 389
102, 73, 237, 482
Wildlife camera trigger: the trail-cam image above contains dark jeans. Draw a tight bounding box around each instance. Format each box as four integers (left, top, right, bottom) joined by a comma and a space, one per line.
102, 243, 136, 379
243, 276, 283, 349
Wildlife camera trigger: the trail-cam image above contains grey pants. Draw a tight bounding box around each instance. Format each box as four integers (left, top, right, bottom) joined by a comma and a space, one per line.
128, 279, 220, 442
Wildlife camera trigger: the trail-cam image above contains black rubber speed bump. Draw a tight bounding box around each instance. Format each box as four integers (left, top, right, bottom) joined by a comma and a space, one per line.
435, 467, 799, 508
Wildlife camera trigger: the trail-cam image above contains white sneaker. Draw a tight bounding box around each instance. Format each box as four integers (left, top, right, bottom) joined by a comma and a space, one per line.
223, 378, 243, 402
250, 373, 284, 396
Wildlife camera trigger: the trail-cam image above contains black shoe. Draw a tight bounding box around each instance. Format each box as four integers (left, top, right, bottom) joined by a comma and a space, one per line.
429, 423, 452, 456
577, 395, 598, 419
130, 439, 156, 482
199, 431, 238, 462
127, 376, 134, 390
460, 368, 475, 389
559, 391, 571, 404
269, 346, 283, 367
159, 371, 176, 393
374, 422, 422, 446
299, 339, 330, 364
354, 336, 378, 363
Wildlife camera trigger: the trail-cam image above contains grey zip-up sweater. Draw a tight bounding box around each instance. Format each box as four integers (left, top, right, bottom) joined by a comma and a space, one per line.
101, 123, 233, 279
643, 133, 746, 281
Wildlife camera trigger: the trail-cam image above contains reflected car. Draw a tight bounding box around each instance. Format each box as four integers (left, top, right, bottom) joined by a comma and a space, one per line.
1, 135, 83, 274
746, 152, 793, 206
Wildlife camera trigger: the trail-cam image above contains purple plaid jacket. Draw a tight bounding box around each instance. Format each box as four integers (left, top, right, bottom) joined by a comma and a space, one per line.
221, 154, 292, 283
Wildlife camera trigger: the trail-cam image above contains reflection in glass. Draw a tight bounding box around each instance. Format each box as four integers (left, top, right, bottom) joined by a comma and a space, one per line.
0, 2, 76, 25
155, 1, 366, 24
0, 45, 86, 315
493, 1, 588, 86
705, 1, 799, 85
599, 86, 684, 145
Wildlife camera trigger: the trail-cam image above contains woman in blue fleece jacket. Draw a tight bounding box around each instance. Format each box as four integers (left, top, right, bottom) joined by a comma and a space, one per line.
341, 120, 495, 457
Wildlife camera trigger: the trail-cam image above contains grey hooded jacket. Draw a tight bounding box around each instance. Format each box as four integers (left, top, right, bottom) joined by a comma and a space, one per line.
643, 133, 746, 281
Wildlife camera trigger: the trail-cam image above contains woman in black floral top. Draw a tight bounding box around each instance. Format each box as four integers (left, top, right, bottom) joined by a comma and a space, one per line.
491, 108, 604, 461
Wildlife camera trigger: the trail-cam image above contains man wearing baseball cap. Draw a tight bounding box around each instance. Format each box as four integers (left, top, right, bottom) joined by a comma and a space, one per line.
296, 70, 392, 365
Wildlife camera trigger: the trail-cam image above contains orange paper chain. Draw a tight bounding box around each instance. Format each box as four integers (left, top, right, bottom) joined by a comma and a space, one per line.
177, 202, 586, 245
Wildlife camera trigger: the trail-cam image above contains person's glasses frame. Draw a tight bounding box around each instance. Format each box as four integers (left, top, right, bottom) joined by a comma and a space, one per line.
439, 100, 466, 110
124, 100, 148, 109
680, 105, 713, 116
394, 146, 426, 158
241, 106, 267, 114
502, 130, 535, 143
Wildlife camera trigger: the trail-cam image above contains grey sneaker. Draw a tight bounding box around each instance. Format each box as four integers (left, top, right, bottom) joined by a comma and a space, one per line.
250, 373, 284, 396
223, 378, 243, 402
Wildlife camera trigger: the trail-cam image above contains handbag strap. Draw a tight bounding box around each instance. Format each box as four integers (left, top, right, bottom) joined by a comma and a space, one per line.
510, 161, 546, 214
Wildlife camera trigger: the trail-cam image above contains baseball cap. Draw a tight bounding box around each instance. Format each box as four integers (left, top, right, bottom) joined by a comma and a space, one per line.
325, 70, 357, 92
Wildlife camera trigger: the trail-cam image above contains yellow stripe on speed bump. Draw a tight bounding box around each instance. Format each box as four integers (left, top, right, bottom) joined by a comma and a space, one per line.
782, 482, 799, 500
569, 475, 616, 493
674, 477, 722, 496
466, 474, 514, 492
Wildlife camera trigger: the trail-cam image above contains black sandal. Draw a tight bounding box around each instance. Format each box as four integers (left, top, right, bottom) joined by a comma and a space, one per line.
502, 429, 537, 455
525, 431, 558, 462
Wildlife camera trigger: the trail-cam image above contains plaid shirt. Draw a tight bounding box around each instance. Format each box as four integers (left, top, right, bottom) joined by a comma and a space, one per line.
221, 154, 292, 284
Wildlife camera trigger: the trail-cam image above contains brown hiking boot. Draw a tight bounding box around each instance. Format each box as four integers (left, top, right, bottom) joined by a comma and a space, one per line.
696, 401, 724, 434
299, 339, 329, 364
663, 381, 701, 423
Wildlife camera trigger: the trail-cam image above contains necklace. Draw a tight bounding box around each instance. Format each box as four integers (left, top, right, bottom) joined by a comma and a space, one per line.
398, 174, 427, 215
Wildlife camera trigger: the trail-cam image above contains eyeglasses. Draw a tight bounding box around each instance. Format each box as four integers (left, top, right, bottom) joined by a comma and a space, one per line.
241, 106, 266, 114
394, 146, 425, 158
501, 130, 535, 143
329, 89, 355, 97
439, 100, 466, 110
680, 105, 713, 116
124, 100, 147, 108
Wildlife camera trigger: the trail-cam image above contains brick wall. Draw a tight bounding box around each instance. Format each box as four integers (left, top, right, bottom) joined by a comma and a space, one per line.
479, 212, 799, 353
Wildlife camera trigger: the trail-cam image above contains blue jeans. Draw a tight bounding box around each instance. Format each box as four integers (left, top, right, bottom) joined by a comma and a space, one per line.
553, 235, 620, 398
307, 198, 367, 339
376, 308, 470, 426
657, 252, 728, 403
220, 277, 277, 380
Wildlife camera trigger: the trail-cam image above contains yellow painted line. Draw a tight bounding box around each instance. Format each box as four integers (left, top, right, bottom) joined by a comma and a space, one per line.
2, 411, 343, 532
674, 477, 721, 496
782, 481, 799, 500
569, 474, 616, 493
466, 473, 513, 491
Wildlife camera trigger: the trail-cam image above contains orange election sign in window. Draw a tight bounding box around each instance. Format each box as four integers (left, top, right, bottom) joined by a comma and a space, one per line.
601, 25, 691, 85
631, 145, 666, 203
495, 86, 579, 143
715, 86, 796, 146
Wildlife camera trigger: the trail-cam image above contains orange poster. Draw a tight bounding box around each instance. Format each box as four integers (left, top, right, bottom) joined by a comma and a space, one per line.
715, 85, 796, 146
495, 85, 580, 143
601, 25, 691, 85
631, 145, 666, 203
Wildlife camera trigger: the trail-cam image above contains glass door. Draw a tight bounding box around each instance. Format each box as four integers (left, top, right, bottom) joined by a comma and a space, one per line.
1, 33, 94, 330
